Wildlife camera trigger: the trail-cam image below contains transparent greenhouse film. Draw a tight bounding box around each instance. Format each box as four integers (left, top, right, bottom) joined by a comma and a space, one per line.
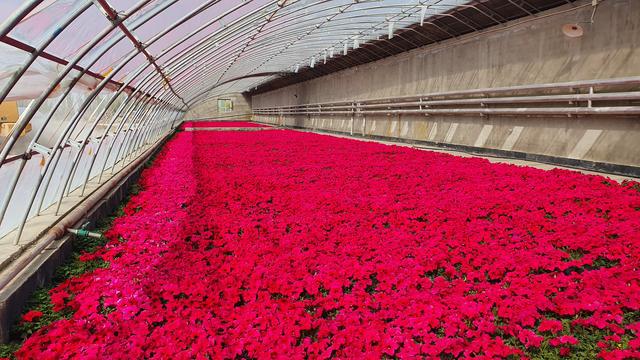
111, 53, 154, 86
90, 92, 129, 139
66, 92, 128, 190
101, 131, 127, 172
0, 0, 470, 107
4, 1, 92, 50
0, 144, 75, 239
0, 1, 26, 22
77, 34, 133, 76
124, 64, 156, 88
67, 138, 105, 194
148, 31, 206, 73
0, 45, 113, 105
67, 91, 115, 140
169, 28, 254, 91
29, 4, 111, 60
37, 146, 77, 212
2, 1, 116, 80
155, 9, 260, 79
132, 0, 271, 52
1, 69, 97, 157
127, 0, 206, 42
79, 2, 165, 76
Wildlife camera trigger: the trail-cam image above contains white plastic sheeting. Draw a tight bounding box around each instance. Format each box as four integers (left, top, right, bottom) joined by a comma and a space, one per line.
0, 45, 106, 101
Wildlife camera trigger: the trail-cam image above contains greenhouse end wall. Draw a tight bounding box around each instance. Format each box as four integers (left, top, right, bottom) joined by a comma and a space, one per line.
184, 93, 252, 121
251, 0, 640, 170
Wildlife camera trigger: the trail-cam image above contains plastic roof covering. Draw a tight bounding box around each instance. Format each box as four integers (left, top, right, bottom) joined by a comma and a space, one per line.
1, 0, 467, 103
0, 0, 470, 242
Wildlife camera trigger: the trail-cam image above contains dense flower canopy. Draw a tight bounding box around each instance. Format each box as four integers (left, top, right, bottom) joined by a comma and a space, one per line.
14, 130, 640, 359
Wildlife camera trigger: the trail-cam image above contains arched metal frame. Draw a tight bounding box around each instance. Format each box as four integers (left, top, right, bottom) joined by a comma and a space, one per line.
0, 0, 554, 243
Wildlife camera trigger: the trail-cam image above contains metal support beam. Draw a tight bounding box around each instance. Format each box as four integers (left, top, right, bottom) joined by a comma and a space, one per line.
92, 0, 189, 110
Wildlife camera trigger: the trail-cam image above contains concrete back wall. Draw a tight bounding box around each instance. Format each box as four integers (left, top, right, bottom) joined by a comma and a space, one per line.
252, 0, 640, 170
185, 93, 251, 121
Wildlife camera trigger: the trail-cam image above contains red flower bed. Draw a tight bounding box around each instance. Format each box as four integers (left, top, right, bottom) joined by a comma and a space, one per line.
180, 121, 267, 129
16, 130, 640, 359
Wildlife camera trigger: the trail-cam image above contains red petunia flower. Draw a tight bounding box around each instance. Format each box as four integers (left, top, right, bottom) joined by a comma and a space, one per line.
538, 319, 563, 334
22, 310, 43, 322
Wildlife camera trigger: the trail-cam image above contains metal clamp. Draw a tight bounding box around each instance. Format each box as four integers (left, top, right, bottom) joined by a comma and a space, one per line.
31, 142, 52, 156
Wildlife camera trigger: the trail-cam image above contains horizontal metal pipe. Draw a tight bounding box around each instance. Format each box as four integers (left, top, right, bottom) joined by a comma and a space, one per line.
255, 106, 640, 116
254, 76, 640, 110
261, 91, 640, 111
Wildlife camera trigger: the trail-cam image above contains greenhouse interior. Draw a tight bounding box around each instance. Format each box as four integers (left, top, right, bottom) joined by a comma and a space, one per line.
0, 0, 639, 358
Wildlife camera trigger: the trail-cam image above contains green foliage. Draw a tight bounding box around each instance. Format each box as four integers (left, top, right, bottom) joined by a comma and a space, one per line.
297, 327, 320, 345
365, 273, 379, 295
0, 343, 20, 358
501, 311, 636, 359
53, 256, 109, 284
13, 289, 72, 339
342, 278, 357, 295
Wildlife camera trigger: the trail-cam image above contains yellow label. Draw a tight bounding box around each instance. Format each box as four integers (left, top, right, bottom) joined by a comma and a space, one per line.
0, 122, 32, 137
0, 101, 19, 123
101, 67, 114, 78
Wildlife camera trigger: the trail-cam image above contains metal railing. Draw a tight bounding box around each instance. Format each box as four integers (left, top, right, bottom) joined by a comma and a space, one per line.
253, 76, 640, 119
